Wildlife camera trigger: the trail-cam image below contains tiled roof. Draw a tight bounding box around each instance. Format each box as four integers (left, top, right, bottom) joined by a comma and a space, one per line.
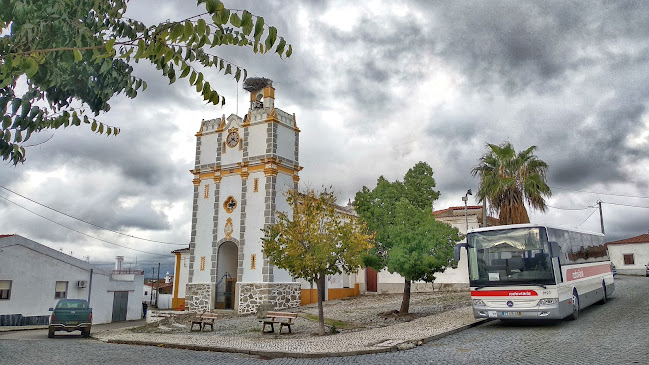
171, 247, 190, 254
0, 234, 14, 239
433, 206, 483, 215
606, 233, 649, 245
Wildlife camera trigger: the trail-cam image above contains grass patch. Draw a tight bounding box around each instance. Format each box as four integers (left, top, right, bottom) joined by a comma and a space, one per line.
301, 313, 355, 329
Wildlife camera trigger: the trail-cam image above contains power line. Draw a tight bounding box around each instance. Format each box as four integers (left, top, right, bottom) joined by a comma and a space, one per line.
0, 194, 170, 257
550, 186, 649, 199
576, 209, 598, 227
0, 185, 184, 246
602, 201, 649, 209
546, 204, 592, 211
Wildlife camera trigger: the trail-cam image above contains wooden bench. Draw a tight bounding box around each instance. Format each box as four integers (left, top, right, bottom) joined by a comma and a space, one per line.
190, 312, 219, 332
260, 311, 298, 334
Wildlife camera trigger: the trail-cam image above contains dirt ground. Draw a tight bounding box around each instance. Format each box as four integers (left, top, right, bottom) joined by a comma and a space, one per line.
130, 290, 471, 338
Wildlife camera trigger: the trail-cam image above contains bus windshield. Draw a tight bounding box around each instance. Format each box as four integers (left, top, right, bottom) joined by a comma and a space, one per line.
467, 227, 555, 287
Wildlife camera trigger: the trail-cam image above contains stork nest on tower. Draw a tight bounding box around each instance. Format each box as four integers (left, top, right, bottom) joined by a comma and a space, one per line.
242, 77, 273, 92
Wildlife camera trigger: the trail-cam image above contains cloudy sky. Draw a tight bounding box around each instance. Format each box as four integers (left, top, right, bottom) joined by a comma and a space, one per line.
2, 0, 648, 272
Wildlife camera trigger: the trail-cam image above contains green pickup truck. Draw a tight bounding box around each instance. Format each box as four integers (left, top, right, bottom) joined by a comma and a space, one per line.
48, 299, 92, 338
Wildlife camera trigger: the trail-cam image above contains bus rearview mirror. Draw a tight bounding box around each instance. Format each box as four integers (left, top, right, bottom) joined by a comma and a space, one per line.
454, 243, 467, 261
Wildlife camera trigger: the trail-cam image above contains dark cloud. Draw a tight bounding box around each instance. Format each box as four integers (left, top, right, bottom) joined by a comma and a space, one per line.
3, 0, 649, 262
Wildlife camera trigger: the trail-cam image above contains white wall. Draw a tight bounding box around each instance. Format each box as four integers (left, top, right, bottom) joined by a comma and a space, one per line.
271, 173, 295, 283
157, 294, 173, 309
192, 178, 216, 283
176, 252, 189, 299
0, 242, 93, 317
242, 171, 265, 283
199, 133, 217, 165
0, 236, 143, 324
608, 243, 649, 275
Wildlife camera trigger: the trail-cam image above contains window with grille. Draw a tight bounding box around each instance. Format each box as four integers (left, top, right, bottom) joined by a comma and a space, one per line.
0, 280, 11, 300
55, 281, 68, 299
254, 178, 259, 192
623, 254, 634, 265
204, 184, 209, 199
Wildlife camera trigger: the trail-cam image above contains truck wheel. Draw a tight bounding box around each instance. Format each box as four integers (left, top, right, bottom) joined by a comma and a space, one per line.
48, 328, 55, 338
82, 328, 91, 338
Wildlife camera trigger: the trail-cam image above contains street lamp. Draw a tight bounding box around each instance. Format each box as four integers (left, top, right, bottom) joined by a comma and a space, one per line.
462, 189, 472, 233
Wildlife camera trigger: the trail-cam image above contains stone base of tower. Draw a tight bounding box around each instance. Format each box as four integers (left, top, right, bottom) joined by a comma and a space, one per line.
185, 283, 215, 313
237, 282, 301, 314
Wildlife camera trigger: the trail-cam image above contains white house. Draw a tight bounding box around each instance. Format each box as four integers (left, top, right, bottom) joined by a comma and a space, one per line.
606, 233, 649, 276
0, 234, 144, 326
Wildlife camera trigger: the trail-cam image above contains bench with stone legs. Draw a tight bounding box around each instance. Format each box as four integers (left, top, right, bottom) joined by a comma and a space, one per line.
260, 311, 298, 333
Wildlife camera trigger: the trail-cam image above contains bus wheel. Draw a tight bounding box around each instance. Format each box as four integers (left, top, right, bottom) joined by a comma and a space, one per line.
599, 281, 607, 304
568, 290, 579, 320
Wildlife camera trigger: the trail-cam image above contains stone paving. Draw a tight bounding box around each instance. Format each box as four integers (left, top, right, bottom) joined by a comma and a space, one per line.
94, 291, 481, 357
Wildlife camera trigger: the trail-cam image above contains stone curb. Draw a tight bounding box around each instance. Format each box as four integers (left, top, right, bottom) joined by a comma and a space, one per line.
0, 325, 48, 332
97, 318, 490, 359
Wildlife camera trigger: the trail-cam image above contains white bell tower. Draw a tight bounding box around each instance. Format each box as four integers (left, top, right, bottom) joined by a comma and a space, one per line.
185, 78, 302, 314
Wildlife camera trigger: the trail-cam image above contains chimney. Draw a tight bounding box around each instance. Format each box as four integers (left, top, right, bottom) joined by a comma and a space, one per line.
115, 256, 124, 271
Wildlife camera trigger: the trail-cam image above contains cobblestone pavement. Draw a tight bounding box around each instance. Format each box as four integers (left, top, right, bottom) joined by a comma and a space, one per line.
1, 276, 647, 364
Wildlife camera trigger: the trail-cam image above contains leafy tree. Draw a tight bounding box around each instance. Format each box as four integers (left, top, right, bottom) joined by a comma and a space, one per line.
471, 142, 552, 225
355, 162, 461, 313
0, 0, 292, 163
386, 199, 462, 313
262, 188, 373, 335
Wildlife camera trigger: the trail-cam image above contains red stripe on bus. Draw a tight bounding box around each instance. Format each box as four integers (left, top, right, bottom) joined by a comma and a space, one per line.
471, 290, 538, 297
565, 263, 611, 281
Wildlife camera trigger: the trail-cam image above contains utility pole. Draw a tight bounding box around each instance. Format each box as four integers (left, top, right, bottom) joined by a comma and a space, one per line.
482, 199, 487, 227
462, 189, 472, 234
598, 200, 605, 235
150, 267, 154, 304
156, 262, 161, 308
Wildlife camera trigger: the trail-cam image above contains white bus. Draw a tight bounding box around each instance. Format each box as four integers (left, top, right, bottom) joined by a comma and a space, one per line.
457, 224, 614, 320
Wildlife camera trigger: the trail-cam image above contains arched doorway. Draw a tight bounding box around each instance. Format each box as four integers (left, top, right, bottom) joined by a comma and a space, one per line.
215, 241, 238, 309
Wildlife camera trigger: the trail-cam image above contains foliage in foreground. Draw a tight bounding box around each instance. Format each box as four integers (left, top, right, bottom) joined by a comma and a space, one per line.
262, 188, 373, 335
0, 0, 291, 163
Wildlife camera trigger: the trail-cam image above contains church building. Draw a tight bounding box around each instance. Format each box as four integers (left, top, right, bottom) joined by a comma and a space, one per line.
185, 79, 302, 314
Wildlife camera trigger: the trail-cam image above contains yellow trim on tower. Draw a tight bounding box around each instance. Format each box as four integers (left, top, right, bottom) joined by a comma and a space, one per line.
263, 86, 275, 99
172, 253, 181, 307
216, 115, 226, 132
265, 108, 280, 123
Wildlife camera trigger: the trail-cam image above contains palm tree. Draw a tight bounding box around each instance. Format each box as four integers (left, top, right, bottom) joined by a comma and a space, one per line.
471, 142, 552, 225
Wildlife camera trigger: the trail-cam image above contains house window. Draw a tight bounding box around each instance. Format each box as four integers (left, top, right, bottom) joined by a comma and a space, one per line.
204, 184, 210, 199
55, 281, 68, 299
623, 254, 634, 265
254, 178, 259, 193
0, 280, 11, 300
200, 256, 206, 271
144, 291, 148, 296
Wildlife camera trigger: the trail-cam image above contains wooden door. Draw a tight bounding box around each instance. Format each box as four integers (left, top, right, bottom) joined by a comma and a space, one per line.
366, 267, 377, 292
111, 291, 128, 322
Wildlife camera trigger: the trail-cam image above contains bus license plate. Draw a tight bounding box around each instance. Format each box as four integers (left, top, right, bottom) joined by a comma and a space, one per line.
502, 311, 521, 317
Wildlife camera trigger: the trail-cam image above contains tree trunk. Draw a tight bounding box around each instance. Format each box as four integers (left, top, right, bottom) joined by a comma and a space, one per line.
315, 273, 326, 335
400, 279, 411, 314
